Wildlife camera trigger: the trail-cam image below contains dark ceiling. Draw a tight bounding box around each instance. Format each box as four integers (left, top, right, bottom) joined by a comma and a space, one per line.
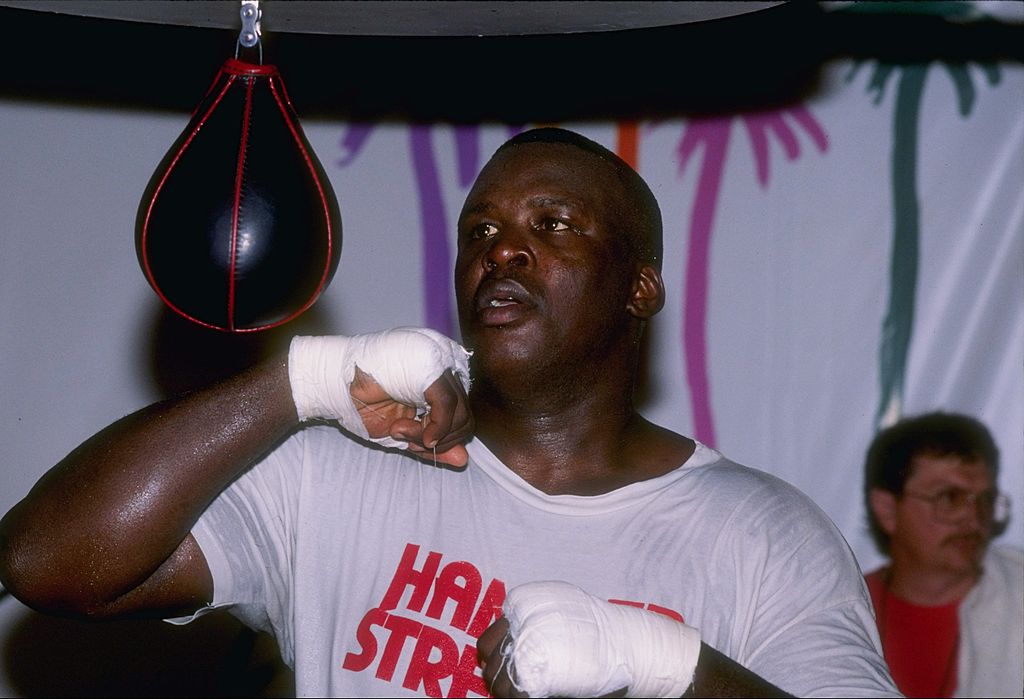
0, 1, 1020, 122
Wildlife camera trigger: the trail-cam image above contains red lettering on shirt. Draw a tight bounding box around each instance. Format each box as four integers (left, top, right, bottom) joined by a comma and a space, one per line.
342, 542, 685, 697
341, 607, 386, 672
426, 560, 482, 631
377, 613, 422, 682
610, 598, 686, 623
466, 578, 506, 639
380, 544, 442, 613
449, 643, 490, 698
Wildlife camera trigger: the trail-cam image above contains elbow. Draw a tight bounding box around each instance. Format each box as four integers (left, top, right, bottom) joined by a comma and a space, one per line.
0, 563, 108, 620
0, 523, 32, 605
0, 535, 47, 613
0, 525, 107, 619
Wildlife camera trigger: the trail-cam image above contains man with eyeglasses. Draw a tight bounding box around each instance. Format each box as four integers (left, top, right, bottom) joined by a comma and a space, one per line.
863, 411, 1023, 698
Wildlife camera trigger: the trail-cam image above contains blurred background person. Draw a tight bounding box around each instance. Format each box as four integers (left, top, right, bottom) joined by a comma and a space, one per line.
863, 411, 1023, 698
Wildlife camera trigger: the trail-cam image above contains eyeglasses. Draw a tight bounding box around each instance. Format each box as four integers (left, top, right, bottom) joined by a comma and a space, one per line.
901, 488, 1011, 525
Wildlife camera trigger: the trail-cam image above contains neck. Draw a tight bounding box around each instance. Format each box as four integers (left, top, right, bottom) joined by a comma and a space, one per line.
468, 333, 639, 440
470, 376, 632, 486
466, 328, 696, 494
470, 375, 694, 496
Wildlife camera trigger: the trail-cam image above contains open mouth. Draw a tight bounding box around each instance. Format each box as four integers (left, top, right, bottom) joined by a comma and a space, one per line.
474, 278, 533, 324
475, 279, 528, 308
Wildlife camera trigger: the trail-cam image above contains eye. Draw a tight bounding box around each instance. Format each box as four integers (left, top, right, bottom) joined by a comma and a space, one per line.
535, 218, 574, 233
935, 489, 967, 508
468, 223, 498, 240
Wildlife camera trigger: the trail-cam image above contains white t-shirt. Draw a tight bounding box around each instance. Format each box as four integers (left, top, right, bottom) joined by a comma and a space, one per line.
183, 425, 898, 698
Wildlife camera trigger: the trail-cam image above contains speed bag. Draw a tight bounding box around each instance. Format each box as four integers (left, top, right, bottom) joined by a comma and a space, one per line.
136, 58, 341, 332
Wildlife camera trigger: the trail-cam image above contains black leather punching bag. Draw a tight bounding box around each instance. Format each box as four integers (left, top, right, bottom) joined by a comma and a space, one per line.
136, 58, 341, 332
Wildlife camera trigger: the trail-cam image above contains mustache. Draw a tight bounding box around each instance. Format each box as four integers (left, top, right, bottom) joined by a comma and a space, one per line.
942, 531, 987, 547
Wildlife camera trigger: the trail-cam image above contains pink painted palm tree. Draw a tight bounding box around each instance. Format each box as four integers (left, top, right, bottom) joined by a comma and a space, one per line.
676, 108, 828, 446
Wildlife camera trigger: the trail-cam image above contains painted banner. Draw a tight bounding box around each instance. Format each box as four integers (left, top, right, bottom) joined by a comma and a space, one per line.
1, 31, 1021, 588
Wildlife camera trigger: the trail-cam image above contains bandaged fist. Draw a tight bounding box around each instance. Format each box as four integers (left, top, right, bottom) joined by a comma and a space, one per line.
288, 328, 473, 466
350, 365, 474, 467
478, 581, 701, 698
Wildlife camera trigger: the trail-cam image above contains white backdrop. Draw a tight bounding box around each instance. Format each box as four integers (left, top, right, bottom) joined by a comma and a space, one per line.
1, 48, 1022, 697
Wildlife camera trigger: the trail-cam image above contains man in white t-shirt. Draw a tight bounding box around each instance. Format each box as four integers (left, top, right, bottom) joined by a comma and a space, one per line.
0, 128, 898, 697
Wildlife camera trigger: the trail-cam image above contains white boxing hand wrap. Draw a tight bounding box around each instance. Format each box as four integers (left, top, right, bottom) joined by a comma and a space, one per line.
502, 581, 701, 698
287, 327, 471, 449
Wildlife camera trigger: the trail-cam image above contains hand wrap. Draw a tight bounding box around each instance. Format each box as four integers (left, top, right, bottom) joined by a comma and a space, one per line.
502, 581, 701, 698
287, 327, 472, 448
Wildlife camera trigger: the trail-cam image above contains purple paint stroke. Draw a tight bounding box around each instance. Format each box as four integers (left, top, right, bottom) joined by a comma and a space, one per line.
677, 108, 828, 445
337, 123, 375, 167
677, 118, 732, 447
456, 124, 526, 187
745, 115, 797, 186
787, 106, 829, 153
743, 108, 830, 186
410, 125, 454, 335
454, 125, 481, 188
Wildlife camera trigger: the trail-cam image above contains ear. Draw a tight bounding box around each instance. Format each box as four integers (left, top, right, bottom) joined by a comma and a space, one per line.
869, 488, 899, 536
627, 264, 665, 319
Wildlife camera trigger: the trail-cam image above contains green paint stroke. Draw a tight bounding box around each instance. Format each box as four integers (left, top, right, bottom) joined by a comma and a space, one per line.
842, 1, 1002, 429
880, 64, 925, 429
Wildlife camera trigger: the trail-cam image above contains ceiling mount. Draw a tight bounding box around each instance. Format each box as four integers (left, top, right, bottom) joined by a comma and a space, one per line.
0, 1, 785, 36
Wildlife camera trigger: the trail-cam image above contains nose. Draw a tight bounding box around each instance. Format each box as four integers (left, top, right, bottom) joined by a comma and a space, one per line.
960, 501, 987, 530
952, 493, 995, 531
482, 229, 532, 272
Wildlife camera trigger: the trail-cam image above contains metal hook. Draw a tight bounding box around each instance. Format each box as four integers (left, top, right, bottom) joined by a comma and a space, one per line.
236, 0, 263, 63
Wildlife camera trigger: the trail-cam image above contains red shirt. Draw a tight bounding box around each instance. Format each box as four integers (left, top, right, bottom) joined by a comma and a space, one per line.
865, 569, 960, 698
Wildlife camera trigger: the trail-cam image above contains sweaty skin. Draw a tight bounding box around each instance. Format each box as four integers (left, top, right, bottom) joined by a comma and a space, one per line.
454, 142, 694, 497
0, 358, 470, 619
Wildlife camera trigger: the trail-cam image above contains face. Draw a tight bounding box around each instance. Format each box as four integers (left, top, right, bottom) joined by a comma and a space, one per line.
454, 143, 654, 378
874, 453, 996, 577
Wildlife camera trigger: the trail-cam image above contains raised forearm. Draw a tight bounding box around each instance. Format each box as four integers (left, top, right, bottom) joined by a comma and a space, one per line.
0, 353, 298, 616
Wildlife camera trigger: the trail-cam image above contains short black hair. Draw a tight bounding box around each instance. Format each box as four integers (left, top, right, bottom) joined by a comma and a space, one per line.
495, 127, 664, 269
864, 411, 1000, 554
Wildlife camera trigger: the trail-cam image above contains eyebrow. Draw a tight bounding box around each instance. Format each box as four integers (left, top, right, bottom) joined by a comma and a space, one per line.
526, 195, 584, 210
460, 195, 589, 225
460, 201, 494, 218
